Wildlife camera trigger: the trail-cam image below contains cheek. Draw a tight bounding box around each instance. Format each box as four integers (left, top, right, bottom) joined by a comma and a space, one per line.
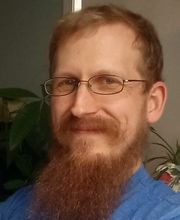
105, 98, 147, 129
51, 97, 72, 126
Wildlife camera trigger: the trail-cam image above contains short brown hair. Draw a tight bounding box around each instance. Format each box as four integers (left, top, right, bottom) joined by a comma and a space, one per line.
49, 4, 163, 87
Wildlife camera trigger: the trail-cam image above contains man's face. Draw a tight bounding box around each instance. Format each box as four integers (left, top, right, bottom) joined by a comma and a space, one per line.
51, 23, 148, 163
31, 24, 152, 220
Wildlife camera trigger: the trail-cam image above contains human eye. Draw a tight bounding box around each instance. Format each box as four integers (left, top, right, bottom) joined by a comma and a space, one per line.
63, 78, 77, 85
96, 75, 122, 87
89, 75, 123, 94
54, 78, 77, 92
104, 76, 119, 84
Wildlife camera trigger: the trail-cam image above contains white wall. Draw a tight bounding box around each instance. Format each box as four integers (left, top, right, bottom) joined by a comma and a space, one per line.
83, 0, 180, 150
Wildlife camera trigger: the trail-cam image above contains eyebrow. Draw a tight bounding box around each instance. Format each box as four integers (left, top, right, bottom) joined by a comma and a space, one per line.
53, 68, 126, 79
53, 71, 78, 78
89, 69, 125, 77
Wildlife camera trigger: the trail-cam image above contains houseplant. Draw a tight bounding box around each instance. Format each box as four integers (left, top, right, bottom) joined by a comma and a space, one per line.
1, 87, 179, 200
0, 88, 50, 201
146, 127, 180, 192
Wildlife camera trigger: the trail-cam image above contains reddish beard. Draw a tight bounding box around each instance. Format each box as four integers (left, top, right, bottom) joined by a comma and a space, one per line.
28, 115, 148, 220
53, 115, 125, 156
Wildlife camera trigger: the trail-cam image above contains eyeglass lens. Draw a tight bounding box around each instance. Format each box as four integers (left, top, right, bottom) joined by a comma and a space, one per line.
45, 75, 124, 96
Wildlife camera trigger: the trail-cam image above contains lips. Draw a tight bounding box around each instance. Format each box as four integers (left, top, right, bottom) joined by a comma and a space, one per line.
70, 126, 102, 133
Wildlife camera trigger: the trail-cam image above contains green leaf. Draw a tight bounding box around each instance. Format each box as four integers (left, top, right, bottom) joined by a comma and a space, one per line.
4, 179, 25, 190
175, 150, 180, 165
6, 146, 19, 167
150, 126, 156, 132
170, 169, 180, 176
151, 142, 175, 158
150, 128, 175, 153
0, 88, 39, 99
9, 101, 41, 150
145, 156, 170, 163
153, 168, 168, 179
15, 154, 33, 177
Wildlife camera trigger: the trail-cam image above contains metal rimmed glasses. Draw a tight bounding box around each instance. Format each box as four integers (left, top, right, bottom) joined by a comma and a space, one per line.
43, 74, 147, 96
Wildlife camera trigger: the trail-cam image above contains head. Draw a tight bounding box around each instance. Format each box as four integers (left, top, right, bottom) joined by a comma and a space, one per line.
31, 4, 167, 220
49, 4, 164, 86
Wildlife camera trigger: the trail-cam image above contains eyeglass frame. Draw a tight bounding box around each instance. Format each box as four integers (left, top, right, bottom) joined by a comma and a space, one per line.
43, 74, 147, 96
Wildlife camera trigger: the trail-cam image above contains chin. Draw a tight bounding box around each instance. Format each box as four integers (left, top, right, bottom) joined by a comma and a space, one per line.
89, 146, 112, 156
71, 136, 110, 151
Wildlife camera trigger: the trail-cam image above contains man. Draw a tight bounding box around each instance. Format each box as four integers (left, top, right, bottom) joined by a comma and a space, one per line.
0, 4, 180, 220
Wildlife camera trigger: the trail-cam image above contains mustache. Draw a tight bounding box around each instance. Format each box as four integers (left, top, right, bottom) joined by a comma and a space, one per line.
56, 115, 120, 134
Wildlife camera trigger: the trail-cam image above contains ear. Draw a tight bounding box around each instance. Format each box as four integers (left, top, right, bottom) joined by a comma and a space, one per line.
146, 81, 167, 124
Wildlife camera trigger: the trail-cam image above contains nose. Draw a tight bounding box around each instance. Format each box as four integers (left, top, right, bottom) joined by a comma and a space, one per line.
71, 83, 100, 118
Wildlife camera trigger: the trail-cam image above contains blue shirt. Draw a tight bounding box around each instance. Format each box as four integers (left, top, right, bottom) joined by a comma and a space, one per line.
0, 166, 180, 219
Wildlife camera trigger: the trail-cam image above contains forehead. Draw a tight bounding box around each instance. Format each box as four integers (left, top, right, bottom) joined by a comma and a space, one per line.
59, 23, 137, 50
55, 24, 142, 79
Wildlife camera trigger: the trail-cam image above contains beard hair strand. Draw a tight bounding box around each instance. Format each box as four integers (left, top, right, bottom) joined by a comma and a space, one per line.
28, 115, 148, 220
